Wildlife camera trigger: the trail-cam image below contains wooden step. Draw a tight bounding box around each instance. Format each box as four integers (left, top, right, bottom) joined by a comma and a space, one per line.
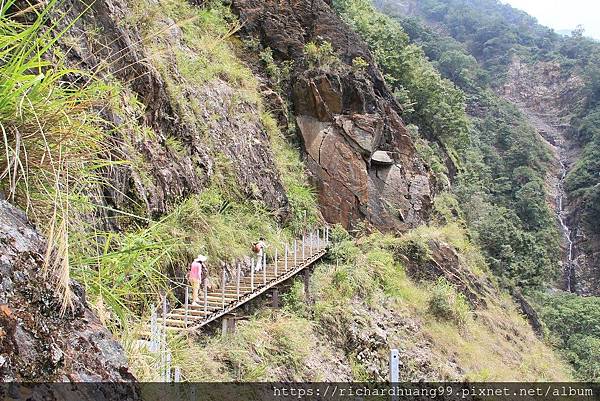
157, 318, 188, 327
171, 308, 212, 316
167, 312, 206, 321
192, 300, 234, 309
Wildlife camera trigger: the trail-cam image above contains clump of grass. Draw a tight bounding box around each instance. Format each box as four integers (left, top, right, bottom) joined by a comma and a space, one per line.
304, 41, 342, 71
427, 277, 471, 326
393, 234, 431, 266
0, 0, 115, 312
170, 312, 317, 381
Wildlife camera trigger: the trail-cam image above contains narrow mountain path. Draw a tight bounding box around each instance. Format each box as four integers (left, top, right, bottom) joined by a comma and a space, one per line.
145, 228, 330, 338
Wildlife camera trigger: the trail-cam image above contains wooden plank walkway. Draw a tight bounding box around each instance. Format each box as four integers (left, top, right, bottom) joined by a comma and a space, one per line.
150, 228, 330, 336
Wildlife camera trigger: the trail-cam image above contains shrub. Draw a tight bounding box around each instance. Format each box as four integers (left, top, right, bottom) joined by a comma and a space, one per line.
304, 41, 341, 71
351, 56, 368, 74
259, 47, 294, 90
282, 280, 308, 316
427, 277, 470, 325
393, 236, 431, 266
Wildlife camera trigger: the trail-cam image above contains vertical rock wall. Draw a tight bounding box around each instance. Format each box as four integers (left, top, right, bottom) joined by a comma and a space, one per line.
231, 0, 436, 231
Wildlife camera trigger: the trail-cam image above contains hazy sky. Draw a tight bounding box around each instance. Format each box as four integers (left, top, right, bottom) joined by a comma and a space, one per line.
501, 0, 600, 40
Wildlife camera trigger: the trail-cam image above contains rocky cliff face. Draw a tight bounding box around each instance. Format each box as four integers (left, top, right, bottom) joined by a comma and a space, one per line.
54, 0, 290, 227
0, 200, 133, 384
500, 57, 600, 295
231, 0, 436, 232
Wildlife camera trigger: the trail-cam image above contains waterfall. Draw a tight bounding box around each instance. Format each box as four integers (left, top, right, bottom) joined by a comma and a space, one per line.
557, 158, 575, 292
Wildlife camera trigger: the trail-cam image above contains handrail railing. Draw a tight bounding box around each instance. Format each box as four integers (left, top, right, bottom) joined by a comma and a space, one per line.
151, 226, 331, 332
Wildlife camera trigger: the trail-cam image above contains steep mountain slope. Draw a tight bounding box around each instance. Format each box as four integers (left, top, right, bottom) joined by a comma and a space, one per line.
0, 0, 576, 383
377, 0, 600, 297
370, 0, 600, 380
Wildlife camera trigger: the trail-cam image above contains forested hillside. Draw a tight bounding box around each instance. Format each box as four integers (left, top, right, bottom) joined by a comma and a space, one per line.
1, 0, 596, 387
369, 0, 600, 381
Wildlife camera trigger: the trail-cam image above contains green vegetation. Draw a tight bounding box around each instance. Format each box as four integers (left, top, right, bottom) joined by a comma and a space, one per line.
333, 0, 560, 290
387, 0, 600, 239
0, 0, 115, 310
1, 0, 318, 355
533, 293, 600, 380
374, 0, 599, 380
77, 184, 302, 332
166, 225, 571, 381
428, 277, 471, 325
80, 0, 319, 339
333, 0, 469, 152
303, 41, 342, 71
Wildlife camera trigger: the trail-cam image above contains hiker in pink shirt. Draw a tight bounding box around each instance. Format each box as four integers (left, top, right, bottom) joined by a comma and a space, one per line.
189, 254, 207, 305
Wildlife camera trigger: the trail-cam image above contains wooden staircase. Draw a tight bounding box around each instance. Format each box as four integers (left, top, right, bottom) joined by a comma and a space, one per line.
149, 228, 330, 336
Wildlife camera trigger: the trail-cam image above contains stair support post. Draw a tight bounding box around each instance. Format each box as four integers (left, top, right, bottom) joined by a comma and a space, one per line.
304, 268, 311, 305
285, 244, 289, 272
302, 233, 305, 260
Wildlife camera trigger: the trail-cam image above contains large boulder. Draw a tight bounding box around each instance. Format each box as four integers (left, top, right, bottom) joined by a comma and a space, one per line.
231, 0, 436, 232
0, 200, 135, 385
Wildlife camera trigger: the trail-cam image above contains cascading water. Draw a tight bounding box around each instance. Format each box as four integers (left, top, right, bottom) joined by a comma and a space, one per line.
557, 158, 575, 292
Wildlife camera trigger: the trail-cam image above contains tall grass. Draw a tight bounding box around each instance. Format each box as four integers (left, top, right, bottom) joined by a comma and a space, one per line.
0, 0, 112, 312
75, 183, 309, 333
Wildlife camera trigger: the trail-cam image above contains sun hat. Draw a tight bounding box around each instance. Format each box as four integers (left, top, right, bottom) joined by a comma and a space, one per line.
196, 254, 208, 262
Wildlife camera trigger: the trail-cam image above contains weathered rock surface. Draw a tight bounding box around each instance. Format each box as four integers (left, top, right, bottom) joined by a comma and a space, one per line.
231, 0, 436, 232
53, 0, 290, 225
0, 201, 134, 385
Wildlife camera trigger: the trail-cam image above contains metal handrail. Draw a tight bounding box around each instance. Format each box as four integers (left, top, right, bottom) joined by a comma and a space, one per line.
153, 226, 331, 332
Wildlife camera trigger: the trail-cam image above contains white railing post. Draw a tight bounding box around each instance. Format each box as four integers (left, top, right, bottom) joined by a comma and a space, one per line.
150, 305, 158, 352
317, 228, 321, 250
326, 226, 329, 244
275, 248, 278, 277
236, 261, 241, 299
390, 349, 399, 401
251, 258, 255, 290
174, 366, 181, 383
302, 233, 305, 260
309, 231, 313, 255
184, 286, 189, 327
221, 265, 226, 309
285, 244, 289, 271
165, 351, 172, 382
263, 251, 267, 285
161, 296, 167, 381
294, 239, 298, 267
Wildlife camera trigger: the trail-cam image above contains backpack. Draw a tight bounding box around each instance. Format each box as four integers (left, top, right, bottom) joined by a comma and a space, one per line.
252, 243, 261, 254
